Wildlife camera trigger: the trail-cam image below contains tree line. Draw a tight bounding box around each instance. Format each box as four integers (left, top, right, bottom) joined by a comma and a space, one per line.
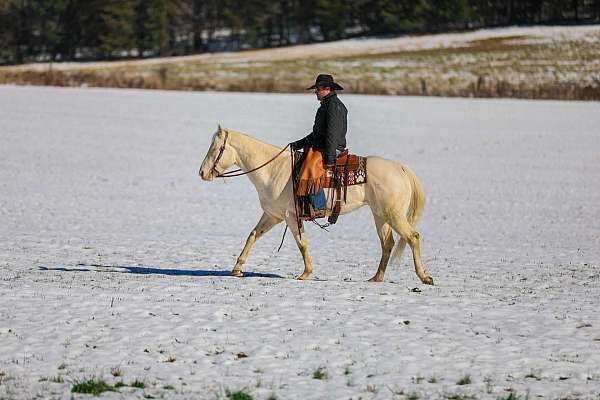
1, 0, 599, 65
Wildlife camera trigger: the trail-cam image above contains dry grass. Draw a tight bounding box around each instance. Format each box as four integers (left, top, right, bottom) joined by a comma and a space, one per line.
1, 29, 599, 100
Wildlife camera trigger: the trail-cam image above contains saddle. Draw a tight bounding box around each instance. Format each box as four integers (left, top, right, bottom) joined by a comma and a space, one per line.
292, 148, 367, 224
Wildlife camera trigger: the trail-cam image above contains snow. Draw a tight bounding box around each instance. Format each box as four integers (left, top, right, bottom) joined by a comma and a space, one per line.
0, 85, 599, 399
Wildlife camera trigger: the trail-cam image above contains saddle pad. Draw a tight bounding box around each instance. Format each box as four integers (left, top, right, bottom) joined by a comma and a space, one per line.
323, 155, 367, 188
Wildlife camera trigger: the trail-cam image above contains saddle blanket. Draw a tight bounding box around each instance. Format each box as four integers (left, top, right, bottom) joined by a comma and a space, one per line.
322, 153, 367, 188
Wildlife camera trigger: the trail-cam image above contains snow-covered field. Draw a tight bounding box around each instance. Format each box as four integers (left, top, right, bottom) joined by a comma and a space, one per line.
1, 86, 599, 399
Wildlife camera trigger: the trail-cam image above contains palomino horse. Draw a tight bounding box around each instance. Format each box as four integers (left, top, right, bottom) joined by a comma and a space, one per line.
199, 126, 433, 284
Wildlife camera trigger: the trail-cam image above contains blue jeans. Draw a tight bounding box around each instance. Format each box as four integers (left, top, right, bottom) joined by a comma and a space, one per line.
309, 188, 327, 210
308, 149, 342, 210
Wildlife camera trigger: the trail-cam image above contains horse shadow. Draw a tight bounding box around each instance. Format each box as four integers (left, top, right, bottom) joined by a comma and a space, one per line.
38, 264, 284, 279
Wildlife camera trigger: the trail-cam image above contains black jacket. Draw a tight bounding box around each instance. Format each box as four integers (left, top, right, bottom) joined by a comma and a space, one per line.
293, 92, 347, 165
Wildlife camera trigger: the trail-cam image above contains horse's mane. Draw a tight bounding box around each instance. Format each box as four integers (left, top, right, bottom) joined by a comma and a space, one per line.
226, 129, 282, 152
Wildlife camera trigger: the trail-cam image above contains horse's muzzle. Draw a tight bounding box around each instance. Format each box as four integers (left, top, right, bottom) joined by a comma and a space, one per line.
199, 168, 213, 181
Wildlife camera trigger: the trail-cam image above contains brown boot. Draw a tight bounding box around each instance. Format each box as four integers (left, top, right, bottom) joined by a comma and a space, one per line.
309, 206, 327, 220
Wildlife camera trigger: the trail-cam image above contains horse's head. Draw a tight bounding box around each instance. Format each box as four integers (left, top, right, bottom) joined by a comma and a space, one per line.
199, 125, 236, 181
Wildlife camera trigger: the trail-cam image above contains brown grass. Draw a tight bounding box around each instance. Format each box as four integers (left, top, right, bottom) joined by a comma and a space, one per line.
1, 33, 599, 100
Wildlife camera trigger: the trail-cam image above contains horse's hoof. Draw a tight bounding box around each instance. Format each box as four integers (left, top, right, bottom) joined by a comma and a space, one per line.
422, 276, 434, 285
296, 274, 309, 280
231, 270, 243, 277
367, 276, 383, 282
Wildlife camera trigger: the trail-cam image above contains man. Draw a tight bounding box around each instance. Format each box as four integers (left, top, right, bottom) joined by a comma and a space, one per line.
291, 74, 348, 213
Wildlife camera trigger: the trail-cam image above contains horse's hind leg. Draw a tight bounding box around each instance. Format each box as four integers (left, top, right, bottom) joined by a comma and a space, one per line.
368, 214, 395, 282
231, 212, 282, 277
285, 215, 313, 280
388, 213, 434, 285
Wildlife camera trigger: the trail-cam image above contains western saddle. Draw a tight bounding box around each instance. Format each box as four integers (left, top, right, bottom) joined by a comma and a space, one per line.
292, 148, 367, 224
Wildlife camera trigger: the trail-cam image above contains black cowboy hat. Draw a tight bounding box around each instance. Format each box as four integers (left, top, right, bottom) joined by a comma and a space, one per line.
306, 74, 344, 90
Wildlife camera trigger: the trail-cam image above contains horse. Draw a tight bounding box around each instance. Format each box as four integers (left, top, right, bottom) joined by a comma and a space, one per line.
198, 126, 433, 285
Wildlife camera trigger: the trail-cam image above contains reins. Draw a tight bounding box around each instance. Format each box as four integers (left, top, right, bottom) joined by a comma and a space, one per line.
213, 131, 290, 178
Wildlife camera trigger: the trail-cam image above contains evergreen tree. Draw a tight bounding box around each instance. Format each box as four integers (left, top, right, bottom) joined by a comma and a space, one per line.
54, 0, 85, 60
418, 0, 474, 31
295, 0, 317, 42
97, 0, 137, 58
1, 0, 599, 65
0, 0, 12, 62
0, 0, 36, 63
315, 0, 346, 41
135, 0, 168, 57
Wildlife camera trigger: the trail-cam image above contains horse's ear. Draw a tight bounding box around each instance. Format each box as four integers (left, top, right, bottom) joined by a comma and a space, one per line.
217, 124, 223, 133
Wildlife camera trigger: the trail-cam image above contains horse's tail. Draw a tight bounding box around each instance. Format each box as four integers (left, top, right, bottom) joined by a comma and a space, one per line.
390, 165, 425, 264
405, 165, 425, 226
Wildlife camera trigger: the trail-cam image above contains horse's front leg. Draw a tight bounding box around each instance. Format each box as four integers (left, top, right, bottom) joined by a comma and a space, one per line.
285, 215, 313, 280
232, 212, 282, 277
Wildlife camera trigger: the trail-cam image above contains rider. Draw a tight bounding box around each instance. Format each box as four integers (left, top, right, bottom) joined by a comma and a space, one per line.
291, 74, 348, 212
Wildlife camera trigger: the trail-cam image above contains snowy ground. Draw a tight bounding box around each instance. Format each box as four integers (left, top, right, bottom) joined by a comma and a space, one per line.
0, 86, 599, 400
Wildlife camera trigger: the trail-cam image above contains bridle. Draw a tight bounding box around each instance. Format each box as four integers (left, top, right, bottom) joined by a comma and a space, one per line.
210, 130, 230, 177
209, 130, 290, 178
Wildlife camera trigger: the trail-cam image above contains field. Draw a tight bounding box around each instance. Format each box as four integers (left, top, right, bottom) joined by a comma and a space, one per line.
1, 25, 600, 100
0, 85, 599, 399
